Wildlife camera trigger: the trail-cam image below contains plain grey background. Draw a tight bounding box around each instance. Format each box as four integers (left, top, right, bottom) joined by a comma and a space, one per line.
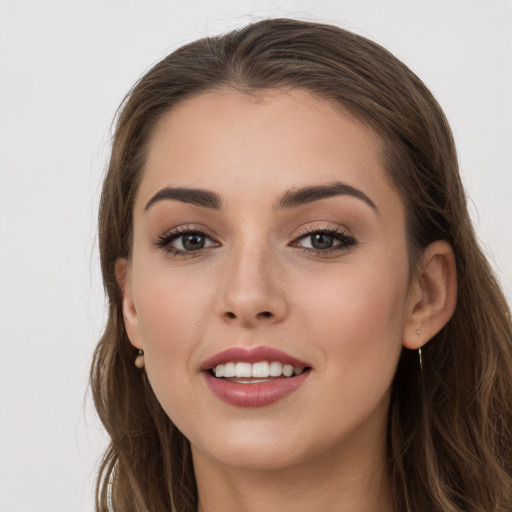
1, 1, 511, 510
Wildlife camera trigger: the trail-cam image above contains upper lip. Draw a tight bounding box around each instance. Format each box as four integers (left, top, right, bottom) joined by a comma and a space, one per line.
200, 346, 311, 371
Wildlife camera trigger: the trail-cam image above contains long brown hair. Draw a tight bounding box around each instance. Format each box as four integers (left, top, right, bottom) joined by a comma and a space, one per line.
91, 18, 512, 511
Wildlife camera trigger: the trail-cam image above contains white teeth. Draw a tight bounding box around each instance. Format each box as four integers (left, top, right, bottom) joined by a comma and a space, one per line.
212, 361, 307, 379
224, 362, 236, 378
235, 362, 252, 378
269, 362, 283, 377
251, 361, 270, 378
282, 364, 294, 377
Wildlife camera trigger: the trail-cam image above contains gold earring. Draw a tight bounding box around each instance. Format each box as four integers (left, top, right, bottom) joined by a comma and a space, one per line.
415, 330, 423, 369
135, 349, 145, 369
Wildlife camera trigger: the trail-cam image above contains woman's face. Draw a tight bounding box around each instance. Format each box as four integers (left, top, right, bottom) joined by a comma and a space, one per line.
121, 89, 417, 472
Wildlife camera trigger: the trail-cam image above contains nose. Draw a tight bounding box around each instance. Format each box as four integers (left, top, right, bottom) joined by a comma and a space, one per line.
217, 245, 288, 327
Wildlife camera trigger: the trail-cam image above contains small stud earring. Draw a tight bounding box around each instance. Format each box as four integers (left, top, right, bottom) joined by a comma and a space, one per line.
416, 329, 421, 336
135, 349, 145, 369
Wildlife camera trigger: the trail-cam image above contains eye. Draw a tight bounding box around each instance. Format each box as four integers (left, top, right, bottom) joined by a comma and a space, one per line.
303, 233, 337, 250
154, 228, 219, 256
178, 233, 209, 251
292, 228, 356, 254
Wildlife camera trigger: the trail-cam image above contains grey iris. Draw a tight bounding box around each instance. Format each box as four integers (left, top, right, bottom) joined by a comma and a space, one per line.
183, 234, 205, 251
311, 234, 334, 250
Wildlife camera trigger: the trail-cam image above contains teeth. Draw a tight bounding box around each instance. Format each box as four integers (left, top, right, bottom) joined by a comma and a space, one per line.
269, 362, 283, 377
213, 361, 307, 379
282, 364, 294, 377
235, 362, 252, 377
252, 361, 270, 378
224, 362, 235, 378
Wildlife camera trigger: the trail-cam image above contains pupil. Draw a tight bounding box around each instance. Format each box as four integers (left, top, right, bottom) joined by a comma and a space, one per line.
183, 234, 205, 250
312, 234, 333, 250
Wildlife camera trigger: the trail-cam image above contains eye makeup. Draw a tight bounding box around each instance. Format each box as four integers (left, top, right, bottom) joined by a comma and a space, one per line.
152, 222, 357, 259
291, 225, 357, 256
153, 225, 220, 257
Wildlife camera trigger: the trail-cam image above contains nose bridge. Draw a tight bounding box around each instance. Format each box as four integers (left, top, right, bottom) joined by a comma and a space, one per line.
218, 237, 287, 325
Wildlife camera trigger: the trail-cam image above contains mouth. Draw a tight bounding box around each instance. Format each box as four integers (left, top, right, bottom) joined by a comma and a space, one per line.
201, 346, 312, 407
208, 361, 311, 383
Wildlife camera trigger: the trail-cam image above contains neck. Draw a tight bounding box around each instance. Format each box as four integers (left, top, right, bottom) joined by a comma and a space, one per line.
193, 429, 393, 512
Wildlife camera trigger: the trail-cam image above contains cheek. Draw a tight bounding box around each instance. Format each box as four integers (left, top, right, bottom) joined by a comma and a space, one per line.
133, 265, 215, 372
131, 266, 218, 430
296, 252, 409, 378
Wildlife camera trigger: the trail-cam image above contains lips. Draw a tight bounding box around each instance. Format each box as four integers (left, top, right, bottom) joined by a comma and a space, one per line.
201, 346, 310, 370
201, 346, 312, 407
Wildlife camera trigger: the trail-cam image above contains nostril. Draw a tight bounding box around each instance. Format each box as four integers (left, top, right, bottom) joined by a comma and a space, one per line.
222, 310, 275, 321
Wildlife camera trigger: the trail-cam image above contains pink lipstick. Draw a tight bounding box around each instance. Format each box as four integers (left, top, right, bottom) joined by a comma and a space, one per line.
201, 346, 311, 407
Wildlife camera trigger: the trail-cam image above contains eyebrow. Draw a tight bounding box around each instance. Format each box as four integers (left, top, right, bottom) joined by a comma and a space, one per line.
145, 187, 222, 211
144, 181, 378, 213
275, 182, 378, 212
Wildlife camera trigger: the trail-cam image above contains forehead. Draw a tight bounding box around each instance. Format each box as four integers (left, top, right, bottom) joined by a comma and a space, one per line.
136, 88, 398, 214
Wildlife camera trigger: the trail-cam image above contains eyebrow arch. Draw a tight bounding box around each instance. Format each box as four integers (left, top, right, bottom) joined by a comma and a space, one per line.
275, 182, 378, 212
145, 187, 222, 211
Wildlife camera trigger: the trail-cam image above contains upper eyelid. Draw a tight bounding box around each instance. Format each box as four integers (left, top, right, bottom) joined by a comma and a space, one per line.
154, 223, 355, 245
158, 225, 219, 241
293, 229, 355, 243
297, 226, 344, 234
294, 224, 352, 238
292, 223, 356, 243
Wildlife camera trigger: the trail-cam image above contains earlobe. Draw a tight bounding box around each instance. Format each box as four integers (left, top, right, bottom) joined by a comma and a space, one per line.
403, 241, 457, 350
115, 258, 143, 350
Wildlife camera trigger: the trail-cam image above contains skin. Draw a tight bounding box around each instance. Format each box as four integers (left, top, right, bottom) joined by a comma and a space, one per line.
118, 89, 457, 512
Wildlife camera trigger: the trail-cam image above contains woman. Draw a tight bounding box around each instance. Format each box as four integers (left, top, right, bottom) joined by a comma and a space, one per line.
90, 18, 512, 512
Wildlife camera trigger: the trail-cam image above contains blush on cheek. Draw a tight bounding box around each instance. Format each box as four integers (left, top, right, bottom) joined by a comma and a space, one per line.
307, 274, 405, 365
136, 277, 213, 363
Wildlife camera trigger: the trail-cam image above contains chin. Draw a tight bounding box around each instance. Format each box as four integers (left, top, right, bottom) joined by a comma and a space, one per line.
195, 440, 310, 472
188, 415, 345, 474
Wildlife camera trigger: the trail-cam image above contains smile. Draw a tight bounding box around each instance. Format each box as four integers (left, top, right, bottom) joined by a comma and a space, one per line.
211, 361, 306, 379
201, 346, 312, 407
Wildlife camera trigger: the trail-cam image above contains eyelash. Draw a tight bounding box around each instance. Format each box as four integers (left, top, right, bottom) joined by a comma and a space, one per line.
154, 226, 219, 257
292, 226, 357, 255
154, 226, 357, 257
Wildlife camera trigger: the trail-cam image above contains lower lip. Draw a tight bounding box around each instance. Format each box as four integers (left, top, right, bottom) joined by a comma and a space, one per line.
203, 370, 310, 407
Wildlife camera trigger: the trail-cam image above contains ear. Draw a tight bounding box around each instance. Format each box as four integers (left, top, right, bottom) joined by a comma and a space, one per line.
115, 258, 143, 350
403, 240, 457, 350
